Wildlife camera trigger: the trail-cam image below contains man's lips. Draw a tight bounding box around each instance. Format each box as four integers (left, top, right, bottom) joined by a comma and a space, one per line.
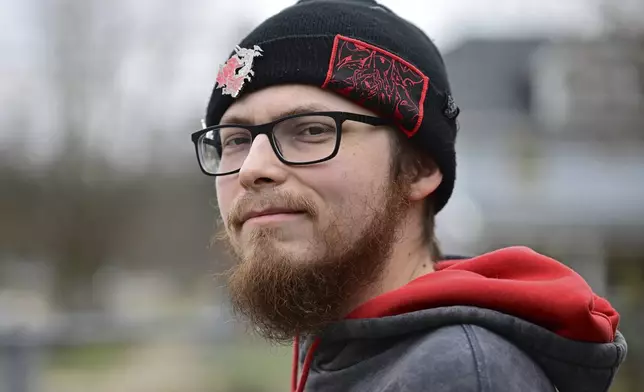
241, 208, 305, 224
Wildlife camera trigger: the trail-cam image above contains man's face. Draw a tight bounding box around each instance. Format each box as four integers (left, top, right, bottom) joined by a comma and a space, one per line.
215, 85, 413, 341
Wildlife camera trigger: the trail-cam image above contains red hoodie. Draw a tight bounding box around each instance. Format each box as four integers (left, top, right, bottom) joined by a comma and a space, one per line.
292, 246, 621, 392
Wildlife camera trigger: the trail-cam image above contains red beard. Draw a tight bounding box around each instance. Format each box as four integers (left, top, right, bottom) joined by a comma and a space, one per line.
219, 178, 411, 342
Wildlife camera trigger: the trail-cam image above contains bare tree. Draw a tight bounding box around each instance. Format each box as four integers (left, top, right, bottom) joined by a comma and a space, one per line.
42, 0, 132, 310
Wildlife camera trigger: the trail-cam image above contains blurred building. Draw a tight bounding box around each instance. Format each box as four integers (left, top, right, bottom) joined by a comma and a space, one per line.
437, 37, 644, 296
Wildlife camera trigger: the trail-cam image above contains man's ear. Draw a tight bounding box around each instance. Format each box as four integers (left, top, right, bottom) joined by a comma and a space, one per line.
408, 159, 442, 202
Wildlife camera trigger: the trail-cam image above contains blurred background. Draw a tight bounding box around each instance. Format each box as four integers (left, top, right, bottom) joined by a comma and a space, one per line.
1, 0, 643, 391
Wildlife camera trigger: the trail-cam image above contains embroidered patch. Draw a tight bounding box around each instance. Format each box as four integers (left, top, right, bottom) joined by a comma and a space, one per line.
215, 45, 263, 98
322, 35, 429, 136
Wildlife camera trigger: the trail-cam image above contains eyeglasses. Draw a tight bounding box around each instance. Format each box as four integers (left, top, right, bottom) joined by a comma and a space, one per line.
191, 111, 391, 176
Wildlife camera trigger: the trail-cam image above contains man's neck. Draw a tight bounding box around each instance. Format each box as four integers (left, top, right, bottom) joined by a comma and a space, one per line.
350, 233, 434, 313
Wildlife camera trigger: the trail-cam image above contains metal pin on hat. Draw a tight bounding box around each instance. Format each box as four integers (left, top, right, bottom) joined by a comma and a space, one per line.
215, 45, 263, 98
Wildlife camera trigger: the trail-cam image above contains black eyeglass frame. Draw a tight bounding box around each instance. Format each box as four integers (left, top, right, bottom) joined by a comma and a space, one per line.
190, 111, 392, 176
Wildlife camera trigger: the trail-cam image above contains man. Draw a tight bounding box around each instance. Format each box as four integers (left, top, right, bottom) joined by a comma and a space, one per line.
191, 0, 627, 390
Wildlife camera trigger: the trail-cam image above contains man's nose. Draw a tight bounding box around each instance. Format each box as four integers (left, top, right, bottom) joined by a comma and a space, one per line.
238, 134, 288, 190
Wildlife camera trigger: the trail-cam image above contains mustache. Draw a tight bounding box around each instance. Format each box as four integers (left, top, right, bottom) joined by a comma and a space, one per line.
226, 190, 318, 230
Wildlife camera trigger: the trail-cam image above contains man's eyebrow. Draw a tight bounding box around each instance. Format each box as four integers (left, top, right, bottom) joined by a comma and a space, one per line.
219, 103, 334, 125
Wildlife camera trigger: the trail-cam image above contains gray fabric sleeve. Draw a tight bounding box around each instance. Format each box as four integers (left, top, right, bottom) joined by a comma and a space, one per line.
382, 324, 557, 392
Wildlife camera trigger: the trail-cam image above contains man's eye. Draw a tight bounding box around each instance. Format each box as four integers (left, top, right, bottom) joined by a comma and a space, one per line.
302, 127, 325, 135
298, 124, 334, 136
223, 136, 251, 147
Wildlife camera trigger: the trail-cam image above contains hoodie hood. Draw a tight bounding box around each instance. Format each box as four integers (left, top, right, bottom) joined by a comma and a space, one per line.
292, 246, 627, 392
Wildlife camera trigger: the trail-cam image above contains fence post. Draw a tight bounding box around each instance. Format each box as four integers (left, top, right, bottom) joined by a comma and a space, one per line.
1, 331, 36, 392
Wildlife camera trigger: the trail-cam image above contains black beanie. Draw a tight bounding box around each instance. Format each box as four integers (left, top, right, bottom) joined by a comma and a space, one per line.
204, 0, 460, 213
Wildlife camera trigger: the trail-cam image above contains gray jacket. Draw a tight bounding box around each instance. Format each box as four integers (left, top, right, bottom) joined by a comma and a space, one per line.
297, 306, 626, 391
293, 247, 627, 392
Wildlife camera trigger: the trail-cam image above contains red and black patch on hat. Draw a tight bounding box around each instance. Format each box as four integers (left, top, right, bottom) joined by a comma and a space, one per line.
322, 35, 429, 137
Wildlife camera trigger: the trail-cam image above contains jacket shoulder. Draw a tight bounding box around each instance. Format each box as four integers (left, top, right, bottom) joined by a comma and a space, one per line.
383, 324, 557, 392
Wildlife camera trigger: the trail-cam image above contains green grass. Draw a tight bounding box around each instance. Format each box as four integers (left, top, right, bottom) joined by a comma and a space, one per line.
205, 342, 292, 391
44, 340, 293, 392
47, 342, 131, 371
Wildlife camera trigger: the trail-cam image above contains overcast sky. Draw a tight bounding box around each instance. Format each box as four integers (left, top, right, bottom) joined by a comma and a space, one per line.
244, 0, 607, 50
0, 0, 615, 168
0, 0, 617, 68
